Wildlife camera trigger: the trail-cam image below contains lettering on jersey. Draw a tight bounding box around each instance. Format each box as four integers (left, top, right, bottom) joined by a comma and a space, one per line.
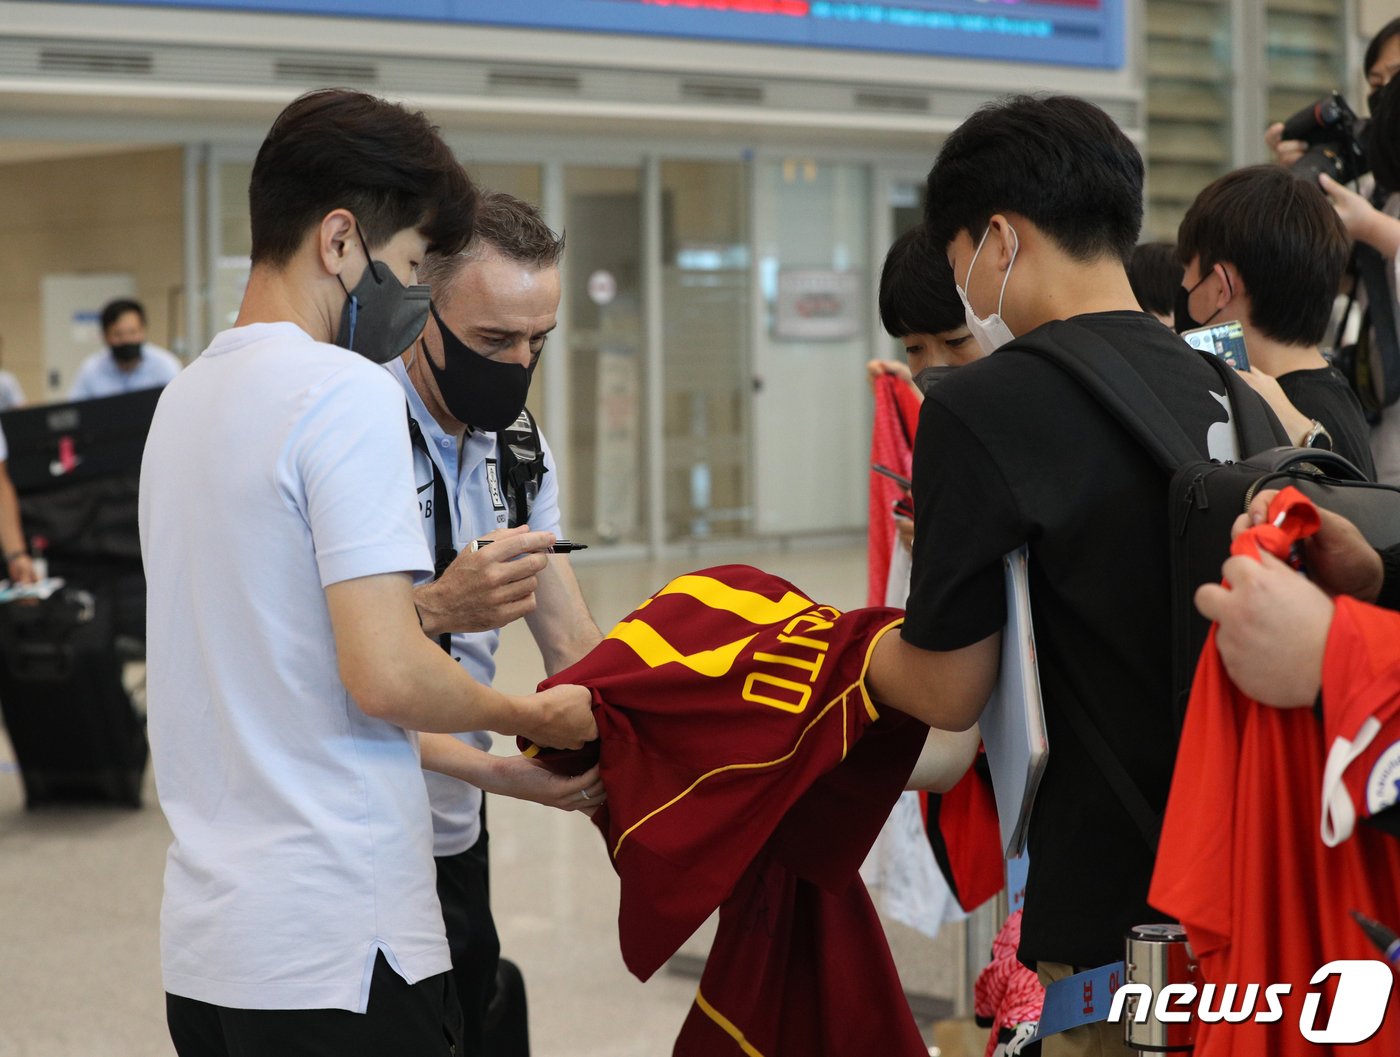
742, 605, 843, 715
1366, 742, 1400, 816
485, 458, 506, 512
605, 575, 816, 679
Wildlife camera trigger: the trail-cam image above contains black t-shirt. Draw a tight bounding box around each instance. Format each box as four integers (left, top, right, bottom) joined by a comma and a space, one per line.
903, 311, 1249, 969
1276, 366, 1377, 480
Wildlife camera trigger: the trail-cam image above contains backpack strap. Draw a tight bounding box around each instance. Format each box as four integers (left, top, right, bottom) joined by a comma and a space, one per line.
497, 408, 548, 530
407, 411, 454, 654
1013, 320, 1287, 465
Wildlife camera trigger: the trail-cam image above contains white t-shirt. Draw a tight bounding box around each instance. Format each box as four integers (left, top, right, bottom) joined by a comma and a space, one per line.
140, 322, 445, 1012
69, 342, 181, 400
384, 358, 562, 857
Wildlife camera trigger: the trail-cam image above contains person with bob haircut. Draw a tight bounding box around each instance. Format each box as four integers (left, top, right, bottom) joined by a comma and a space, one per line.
140, 89, 595, 1057
1126, 241, 1182, 327
876, 224, 979, 381
1175, 164, 1372, 478
863, 93, 1279, 1057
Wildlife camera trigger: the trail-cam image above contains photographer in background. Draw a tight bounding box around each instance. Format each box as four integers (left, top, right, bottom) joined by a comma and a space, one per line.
1176, 164, 1375, 477
1267, 21, 1400, 480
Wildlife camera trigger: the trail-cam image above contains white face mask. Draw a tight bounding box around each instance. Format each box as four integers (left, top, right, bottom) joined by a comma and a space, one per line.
956, 224, 1019, 355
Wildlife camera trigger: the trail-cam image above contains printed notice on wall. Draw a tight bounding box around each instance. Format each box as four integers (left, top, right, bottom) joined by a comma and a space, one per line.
773, 269, 863, 342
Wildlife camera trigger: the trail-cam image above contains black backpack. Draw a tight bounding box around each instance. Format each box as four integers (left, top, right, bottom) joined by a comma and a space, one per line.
1011, 319, 1400, 846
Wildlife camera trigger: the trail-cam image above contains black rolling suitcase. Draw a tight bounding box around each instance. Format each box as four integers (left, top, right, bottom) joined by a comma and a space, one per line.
0, 586, 146, 808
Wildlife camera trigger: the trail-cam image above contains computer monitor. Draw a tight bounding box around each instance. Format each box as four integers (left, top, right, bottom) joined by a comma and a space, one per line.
0, 389, 161, 642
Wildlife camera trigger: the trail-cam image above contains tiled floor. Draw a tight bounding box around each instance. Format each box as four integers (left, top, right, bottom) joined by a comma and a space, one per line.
0, 543, 965, 1056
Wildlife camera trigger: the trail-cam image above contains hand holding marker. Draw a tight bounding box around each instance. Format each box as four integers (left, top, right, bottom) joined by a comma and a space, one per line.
470, 538, 588, 555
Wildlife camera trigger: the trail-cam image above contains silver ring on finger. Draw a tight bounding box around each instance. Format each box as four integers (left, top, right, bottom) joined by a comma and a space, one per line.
580, 788, 591, 801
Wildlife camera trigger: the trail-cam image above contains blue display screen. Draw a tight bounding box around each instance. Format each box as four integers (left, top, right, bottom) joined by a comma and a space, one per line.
79, 0, 1124, 69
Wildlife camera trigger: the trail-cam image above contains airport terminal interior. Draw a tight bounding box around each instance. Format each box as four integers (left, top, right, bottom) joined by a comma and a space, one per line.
1, 1, 1396, 1055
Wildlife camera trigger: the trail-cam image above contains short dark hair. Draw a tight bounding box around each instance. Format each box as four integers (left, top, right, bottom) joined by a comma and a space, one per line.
248, 89, 475, 267
1127, 242, 1183, 319
878, 227, 964, 338
1176, 165, 1346, 347
1365, 18, 1400, 78
924, 94, 1144, 264
100, 298, 145, 333
420, 190, 565, 306
1370, 77, 1400, 193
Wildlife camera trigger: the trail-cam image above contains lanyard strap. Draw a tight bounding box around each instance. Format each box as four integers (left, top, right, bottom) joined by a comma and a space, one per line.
1032, 961, 1125, 1041
407, 413, 454, 654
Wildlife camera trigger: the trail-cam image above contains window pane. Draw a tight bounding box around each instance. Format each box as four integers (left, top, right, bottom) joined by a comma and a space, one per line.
660, 159, 751, 542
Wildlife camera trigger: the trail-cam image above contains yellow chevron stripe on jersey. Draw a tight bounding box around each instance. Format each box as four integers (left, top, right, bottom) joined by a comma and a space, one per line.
609, 619, 904, 859
694, 988, 767, 1057
606, 619, 758, 678
647, 574, 815, 626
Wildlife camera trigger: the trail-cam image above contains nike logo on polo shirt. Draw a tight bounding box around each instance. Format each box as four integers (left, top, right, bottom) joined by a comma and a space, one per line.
416, 481, 433, 494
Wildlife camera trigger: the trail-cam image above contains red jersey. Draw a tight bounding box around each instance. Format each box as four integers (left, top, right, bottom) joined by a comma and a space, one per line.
1320, 596, 1400, 847
526, 565, 929, 1057
867, 371, 921, 606
1150, 490, 1400, 1057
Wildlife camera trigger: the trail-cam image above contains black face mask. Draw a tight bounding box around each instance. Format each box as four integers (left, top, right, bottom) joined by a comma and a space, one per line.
912, 364, 959, 395
425, 303, 533, 433
110, 343, 142, 364
333, 227, 431, 364
1173, 271, 1230, 334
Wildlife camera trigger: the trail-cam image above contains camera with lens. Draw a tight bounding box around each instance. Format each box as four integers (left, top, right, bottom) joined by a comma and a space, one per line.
1281, 91, 1369, 185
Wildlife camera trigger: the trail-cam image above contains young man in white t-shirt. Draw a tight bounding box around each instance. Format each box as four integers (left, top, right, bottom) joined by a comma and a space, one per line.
139, 89, 595, 1057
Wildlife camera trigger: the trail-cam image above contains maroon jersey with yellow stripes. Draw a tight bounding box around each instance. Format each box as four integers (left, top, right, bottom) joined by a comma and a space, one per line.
527, 564, 929, 1057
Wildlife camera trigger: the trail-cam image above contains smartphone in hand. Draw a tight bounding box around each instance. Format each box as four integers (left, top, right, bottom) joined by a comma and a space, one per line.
1180, 320, 1250, 372
871, 463, 913, 491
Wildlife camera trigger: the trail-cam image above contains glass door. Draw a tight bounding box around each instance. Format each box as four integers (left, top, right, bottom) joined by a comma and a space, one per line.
660, 159, 751, 542
751, 158, 871, 536
561, 165, 647, 548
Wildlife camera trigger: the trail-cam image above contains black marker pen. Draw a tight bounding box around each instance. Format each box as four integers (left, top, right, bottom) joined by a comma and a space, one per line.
469, 539, 588, 554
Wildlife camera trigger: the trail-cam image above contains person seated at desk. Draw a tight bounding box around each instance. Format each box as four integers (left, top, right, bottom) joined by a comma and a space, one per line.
69, 298, 181, 400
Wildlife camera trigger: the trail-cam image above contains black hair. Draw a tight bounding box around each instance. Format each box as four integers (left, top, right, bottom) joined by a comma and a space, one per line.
1177, 165, 1346, 348
1365, 18, 1400, 79
1127, 242, 1183, 319
248, 89, 475, 267
100, 298, 145, 333
1369, 77, 1400, 194
878, 227, 965, 338
924, 94, 1144, 264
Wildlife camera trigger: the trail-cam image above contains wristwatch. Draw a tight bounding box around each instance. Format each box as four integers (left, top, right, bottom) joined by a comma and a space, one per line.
1302, 419, 1334, 451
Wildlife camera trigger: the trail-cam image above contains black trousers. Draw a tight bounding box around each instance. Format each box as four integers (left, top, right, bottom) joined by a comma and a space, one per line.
166, 951, 462, 1057
435, 824, 501, 1057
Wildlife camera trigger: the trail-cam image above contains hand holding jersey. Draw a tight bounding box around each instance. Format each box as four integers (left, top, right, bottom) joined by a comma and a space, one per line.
1238, 487, 1384, 602
1194, 550, 1334, 709
419, 734, 605, 809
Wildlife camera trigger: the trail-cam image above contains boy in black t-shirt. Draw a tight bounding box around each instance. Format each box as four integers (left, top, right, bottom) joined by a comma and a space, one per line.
864, 95, 1280, 1057
1175, 164, 1375, 479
